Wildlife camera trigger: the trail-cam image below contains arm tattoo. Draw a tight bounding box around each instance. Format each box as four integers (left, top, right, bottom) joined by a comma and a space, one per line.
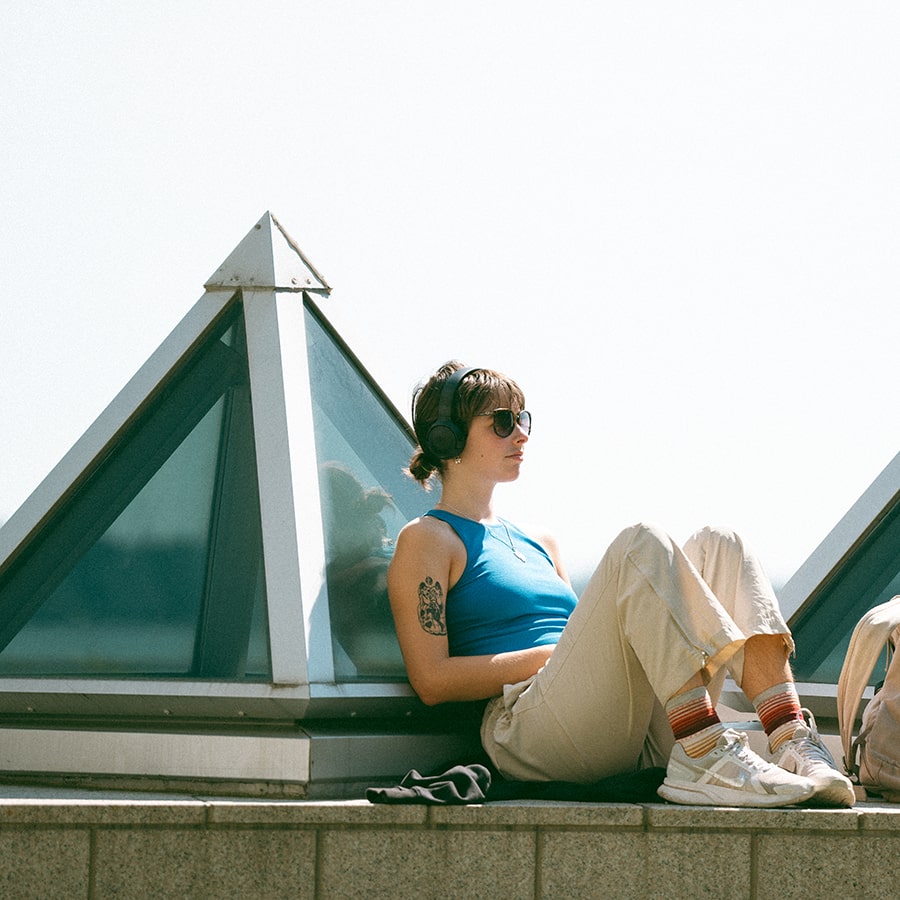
417, 576, 446, 635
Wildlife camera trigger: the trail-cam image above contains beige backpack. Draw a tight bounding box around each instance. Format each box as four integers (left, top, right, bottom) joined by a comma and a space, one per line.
837, 595, 900, 801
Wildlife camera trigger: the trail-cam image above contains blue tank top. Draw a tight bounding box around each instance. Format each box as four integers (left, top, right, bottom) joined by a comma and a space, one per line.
426, 509, 577, 656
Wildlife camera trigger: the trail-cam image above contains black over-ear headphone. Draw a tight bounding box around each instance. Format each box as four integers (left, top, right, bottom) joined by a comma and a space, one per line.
422, 366, 481, 460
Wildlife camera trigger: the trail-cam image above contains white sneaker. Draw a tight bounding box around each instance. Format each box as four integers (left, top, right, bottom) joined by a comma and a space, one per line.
766, 709, 855, 808
658, 728, 817, 808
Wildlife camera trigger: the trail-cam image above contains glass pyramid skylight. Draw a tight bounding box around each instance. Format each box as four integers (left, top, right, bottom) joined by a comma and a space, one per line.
0, 213, 430, 721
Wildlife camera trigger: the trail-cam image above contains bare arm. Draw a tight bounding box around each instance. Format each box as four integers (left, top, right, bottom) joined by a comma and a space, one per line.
387, 518, 554, 706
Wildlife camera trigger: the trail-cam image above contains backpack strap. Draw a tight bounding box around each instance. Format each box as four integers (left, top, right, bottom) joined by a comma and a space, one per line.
837, 595, 900, 777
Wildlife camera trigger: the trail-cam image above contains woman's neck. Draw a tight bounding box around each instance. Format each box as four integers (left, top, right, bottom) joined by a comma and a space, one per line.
435, 490, 495, 523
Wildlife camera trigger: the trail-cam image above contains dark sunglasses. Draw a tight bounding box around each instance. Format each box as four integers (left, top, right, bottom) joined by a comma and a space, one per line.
474, 408, 532, 438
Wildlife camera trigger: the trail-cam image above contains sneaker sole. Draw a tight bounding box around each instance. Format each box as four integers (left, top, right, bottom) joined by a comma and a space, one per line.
658, 780, 817, 808
804, 781, 856, 808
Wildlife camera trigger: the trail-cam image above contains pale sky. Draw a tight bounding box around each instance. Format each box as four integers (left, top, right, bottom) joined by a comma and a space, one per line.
2, 2, 899, 587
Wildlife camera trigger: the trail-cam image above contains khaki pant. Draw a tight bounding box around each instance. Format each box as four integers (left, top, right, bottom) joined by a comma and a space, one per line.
480, 523, 792, 782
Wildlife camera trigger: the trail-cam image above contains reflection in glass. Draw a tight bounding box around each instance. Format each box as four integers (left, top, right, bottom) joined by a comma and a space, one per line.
305, 303, 429, 681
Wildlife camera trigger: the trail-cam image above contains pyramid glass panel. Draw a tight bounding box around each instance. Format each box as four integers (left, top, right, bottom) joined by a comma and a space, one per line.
0, 302, 270, 679
790, 497, 900, 685
304, 302, 429, 681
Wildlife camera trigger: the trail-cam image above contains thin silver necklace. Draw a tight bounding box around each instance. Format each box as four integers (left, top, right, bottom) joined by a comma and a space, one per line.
437, 502, 526, 562
494, 520, 527, 562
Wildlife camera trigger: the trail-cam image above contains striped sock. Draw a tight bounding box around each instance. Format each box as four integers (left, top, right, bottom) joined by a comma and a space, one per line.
665, 686, 724, 758
752, 682, 804, 753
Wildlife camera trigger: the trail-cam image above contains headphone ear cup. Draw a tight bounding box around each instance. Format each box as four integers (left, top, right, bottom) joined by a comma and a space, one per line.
424, 420, 466, 460
420, 365, 479, 461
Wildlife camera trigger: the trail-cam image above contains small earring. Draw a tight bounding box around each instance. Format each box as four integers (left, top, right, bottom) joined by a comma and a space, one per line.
454, 457, 462, 465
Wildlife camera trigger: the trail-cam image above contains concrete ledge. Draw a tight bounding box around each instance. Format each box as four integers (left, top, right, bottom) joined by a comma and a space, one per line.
0, 787, 898, 898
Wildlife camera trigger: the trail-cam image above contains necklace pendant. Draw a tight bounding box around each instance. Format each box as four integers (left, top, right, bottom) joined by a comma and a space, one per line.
487, 519, 528, 562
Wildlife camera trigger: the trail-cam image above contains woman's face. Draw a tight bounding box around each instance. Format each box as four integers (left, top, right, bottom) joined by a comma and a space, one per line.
457, 404, 530, 483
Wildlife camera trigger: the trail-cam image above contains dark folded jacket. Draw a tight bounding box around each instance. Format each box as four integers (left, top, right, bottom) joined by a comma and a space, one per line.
366, 763, 666, 805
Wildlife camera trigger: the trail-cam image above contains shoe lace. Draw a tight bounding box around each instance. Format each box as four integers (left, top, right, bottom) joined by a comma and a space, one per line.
724, 729, 775, 772
789, 708, 834, 765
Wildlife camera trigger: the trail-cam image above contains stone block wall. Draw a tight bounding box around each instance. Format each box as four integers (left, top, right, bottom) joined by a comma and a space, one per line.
0, 793, 898, 898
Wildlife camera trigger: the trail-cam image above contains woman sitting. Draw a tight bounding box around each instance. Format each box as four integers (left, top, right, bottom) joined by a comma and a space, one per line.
387, 362, 854, 807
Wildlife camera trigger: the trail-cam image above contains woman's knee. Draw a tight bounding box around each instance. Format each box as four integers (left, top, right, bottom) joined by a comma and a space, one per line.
584, 523, 676, 601
618, 521, 677, 552
683, 524, 744, 567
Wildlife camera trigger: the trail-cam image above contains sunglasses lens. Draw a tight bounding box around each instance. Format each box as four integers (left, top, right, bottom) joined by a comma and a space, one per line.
490, 410, 531, 437
493, 410, 515, 437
